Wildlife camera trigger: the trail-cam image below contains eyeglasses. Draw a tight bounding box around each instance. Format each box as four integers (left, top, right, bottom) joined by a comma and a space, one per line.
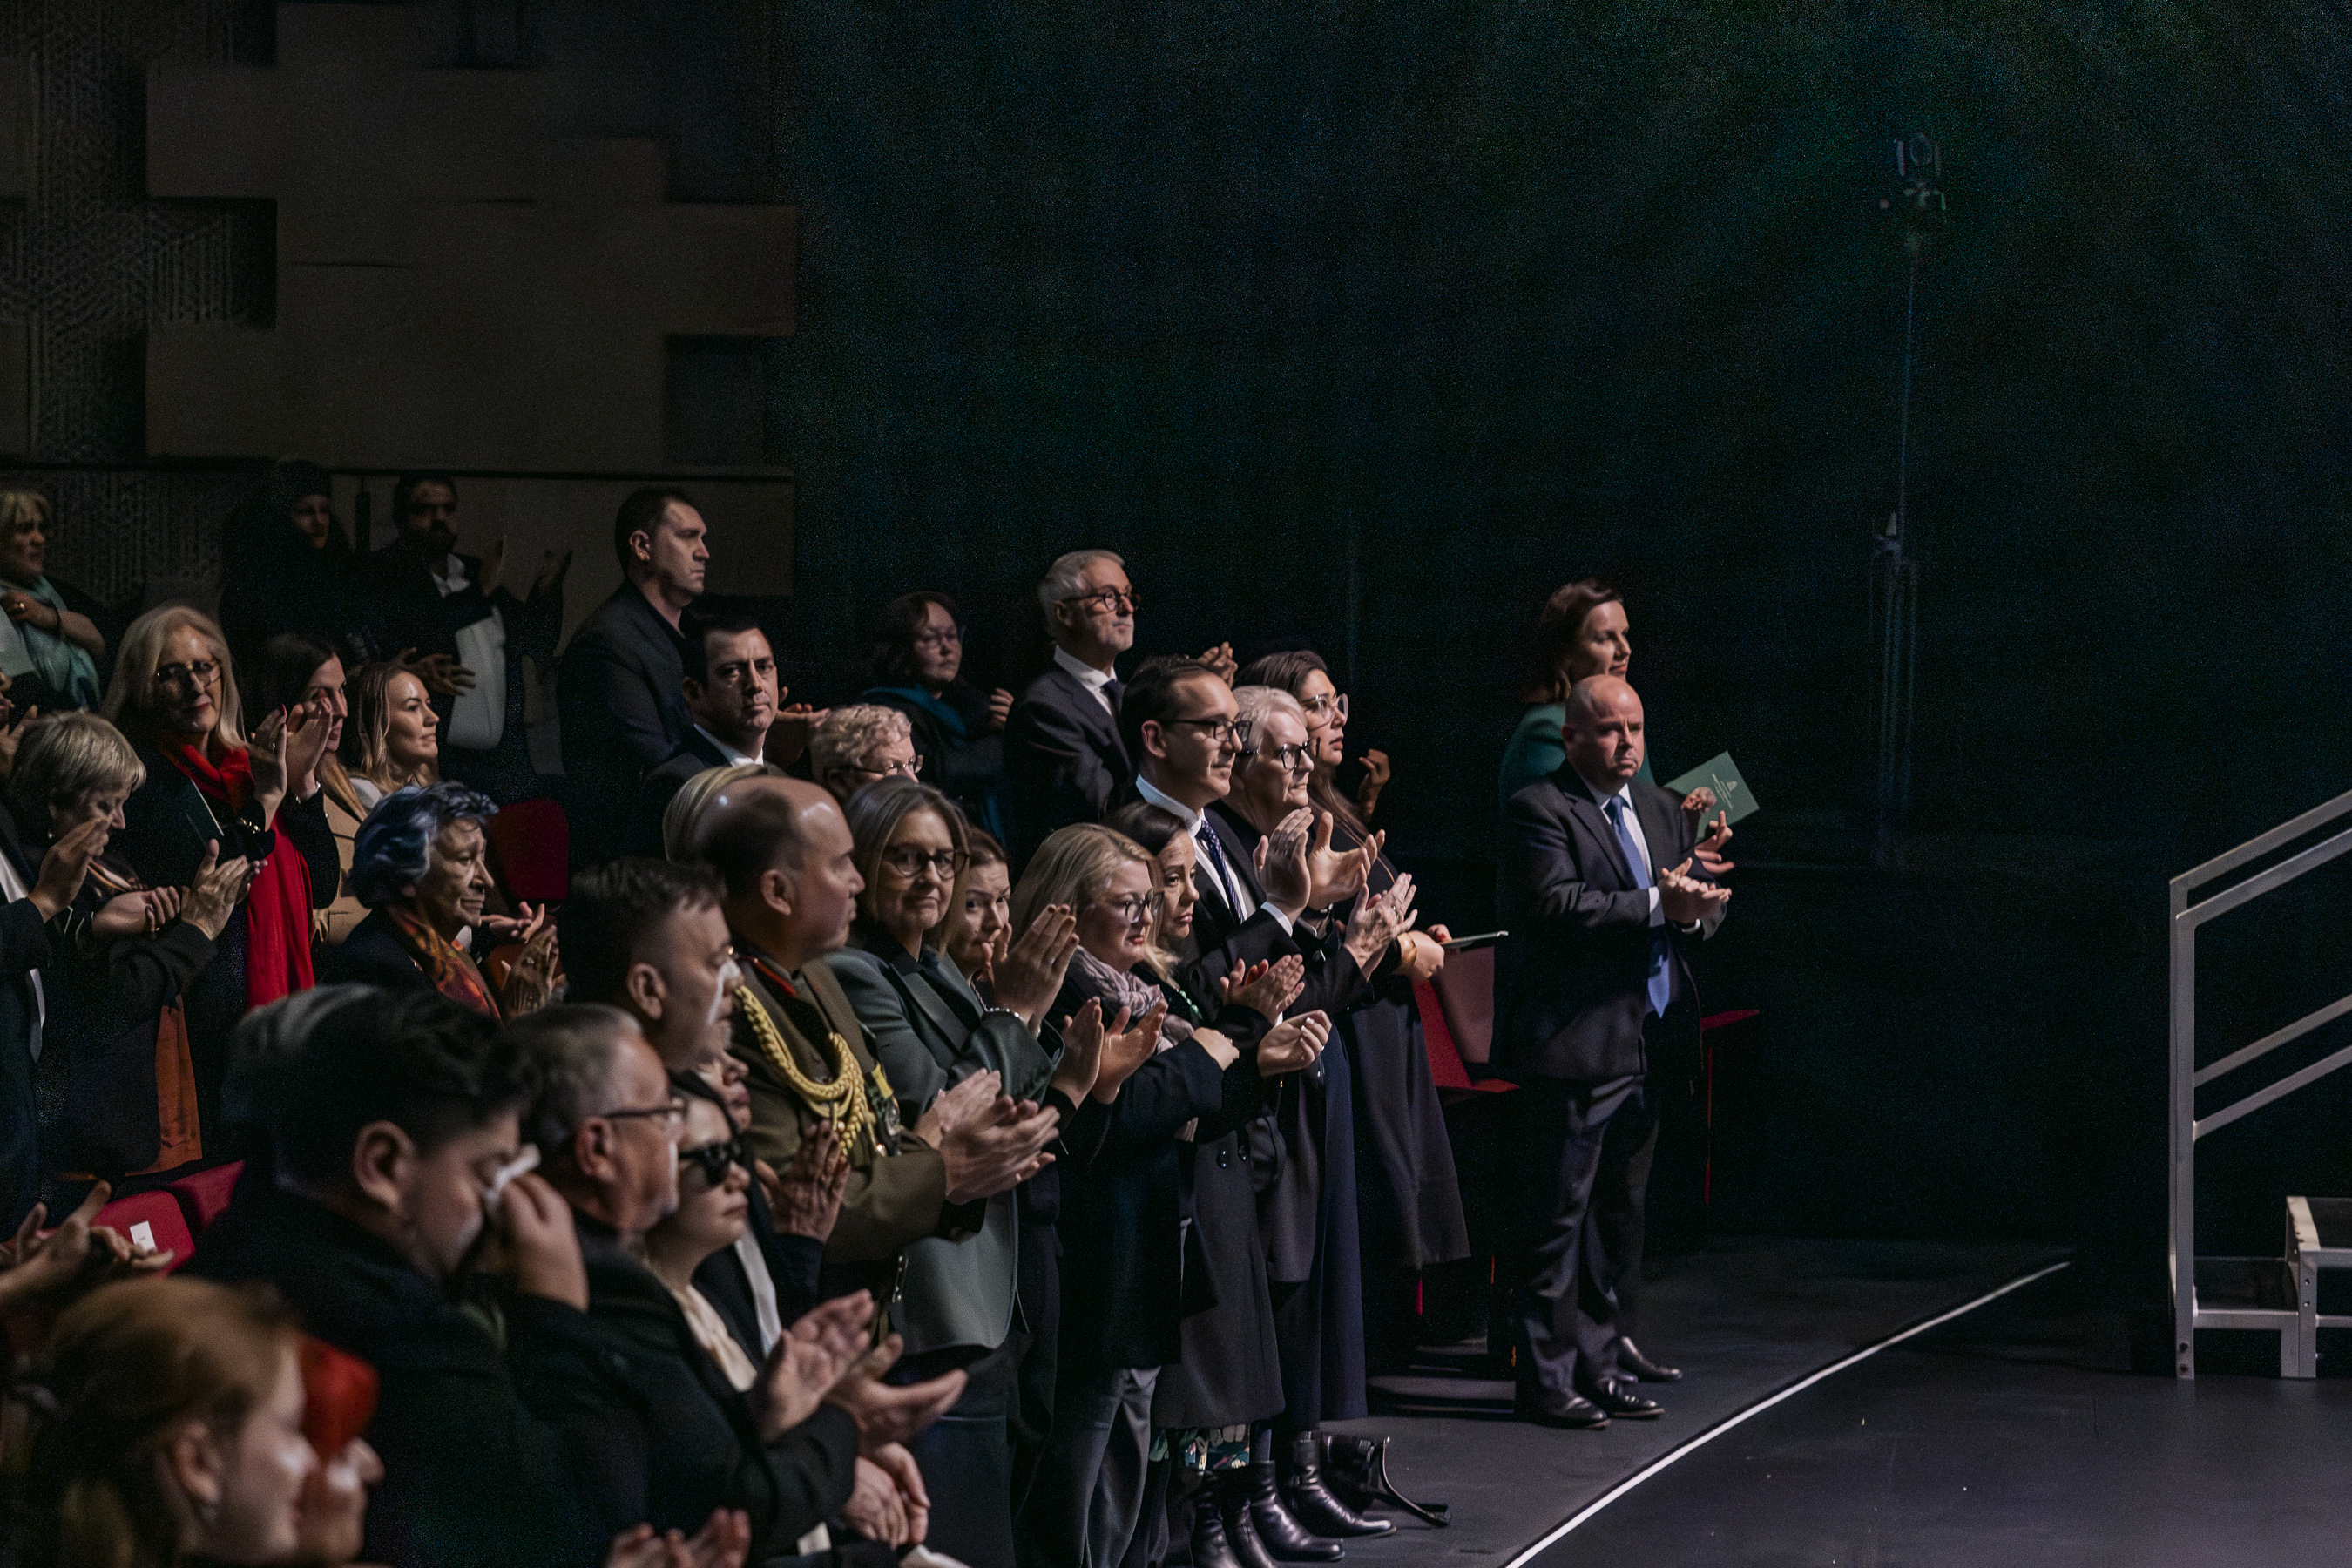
912, 626, 963, 650
679, 1135, 749, 1189
1059, 589, 1139, 614
1165, 716, 1252, 749
1103, 892, 1166, 926
155, 659, 221, 691
848, 755, 924, 781
1296, 692, 1349, 725
600, 1096, 687, 1132
880, 846, 971, 880
1258, 742, 1315, 774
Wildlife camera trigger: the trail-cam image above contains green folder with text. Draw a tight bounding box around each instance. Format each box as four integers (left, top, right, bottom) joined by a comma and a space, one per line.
1663, 753, 1757, 825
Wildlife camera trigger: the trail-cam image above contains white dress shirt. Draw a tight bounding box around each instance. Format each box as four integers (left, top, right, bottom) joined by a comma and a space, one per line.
694, 724, 757, 766
431, 553, 508, 752
1134, 775, 1293, 935
1053, 645, 1119, 717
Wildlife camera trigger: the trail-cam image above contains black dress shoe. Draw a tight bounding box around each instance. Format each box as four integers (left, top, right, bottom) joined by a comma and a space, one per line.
1513, 1388, 1611, 1429
1217, 1470, 1281, 1568
1618, 1338, 1682, 1383
1579, 1379, 1666, 1419
1247, 1463, 1344, 1560
1281, 1434, 1396, 1538
1193, 1484, 1246, 1568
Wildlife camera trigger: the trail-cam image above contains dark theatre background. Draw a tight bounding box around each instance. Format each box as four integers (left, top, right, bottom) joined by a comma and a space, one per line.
10, 0, 2352, 1311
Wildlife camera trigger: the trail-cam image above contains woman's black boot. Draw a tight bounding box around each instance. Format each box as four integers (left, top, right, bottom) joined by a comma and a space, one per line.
1216, 1468, 1281, 1568
1278, 1433, 1393, 1538
1247, 1460, 1343, 1560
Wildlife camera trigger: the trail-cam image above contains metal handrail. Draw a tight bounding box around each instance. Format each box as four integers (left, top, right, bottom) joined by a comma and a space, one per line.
2171, 787, 2352, 1377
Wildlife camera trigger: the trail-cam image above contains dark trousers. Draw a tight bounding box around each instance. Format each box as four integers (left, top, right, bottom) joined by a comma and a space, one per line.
1018, 1362, 1158, 1568
900, 1336, 1021, 1568
1511, 1069, 1654, 1397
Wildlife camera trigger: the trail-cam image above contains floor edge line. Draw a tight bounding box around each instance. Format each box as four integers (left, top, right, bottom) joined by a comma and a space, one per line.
1498, 1256, 2073, 1568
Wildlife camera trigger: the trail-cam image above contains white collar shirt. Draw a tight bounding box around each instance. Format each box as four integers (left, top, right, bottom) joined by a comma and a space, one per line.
1052, 645, 1119, 717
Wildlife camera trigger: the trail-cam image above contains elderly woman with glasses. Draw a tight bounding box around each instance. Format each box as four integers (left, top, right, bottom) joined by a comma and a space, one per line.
104, 605, 333, 1136
1015, 821, 1329, 1568
822, 776, 1094, 1568
319, 781, 555, 1018
808, 703, 923, 808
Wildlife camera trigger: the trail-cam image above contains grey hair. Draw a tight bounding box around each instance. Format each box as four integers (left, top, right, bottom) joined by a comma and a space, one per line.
349, 782, 498, 908
507, 1004, 643, 1155
8, 712, 145, 821
1035, 548, 1125, 617
1228, 686, 1305, 753
809, 704, 911, 781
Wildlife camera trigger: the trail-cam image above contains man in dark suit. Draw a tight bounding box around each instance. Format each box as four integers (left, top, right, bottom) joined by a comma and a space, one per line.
1004, 549, 1137, 862
1496, 674, 1728, 1429
628, 614, 824, 856
557, 487, 707, 867
359, 473, 568, 803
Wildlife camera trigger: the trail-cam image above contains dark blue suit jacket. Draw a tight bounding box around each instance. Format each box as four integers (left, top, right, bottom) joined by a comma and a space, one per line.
557, 585, 692, 866
1495, 767, 1707, 1085
1004, 665, 1128, 860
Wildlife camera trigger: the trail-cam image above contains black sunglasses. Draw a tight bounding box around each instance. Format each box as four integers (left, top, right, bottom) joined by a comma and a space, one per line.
679, 1136, 750, 1189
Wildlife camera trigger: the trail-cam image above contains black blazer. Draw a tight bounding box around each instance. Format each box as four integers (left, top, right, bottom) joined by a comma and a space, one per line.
508, 1221, 861, 1563
1004, 665, 1129, 860
1494, 768, 1706, 1085
314, 908, 433, 993
557, 585, 693, 866
627, 728, 734, 857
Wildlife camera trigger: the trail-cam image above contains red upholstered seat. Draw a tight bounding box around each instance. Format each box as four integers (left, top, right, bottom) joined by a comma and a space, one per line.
1430, 944, 1497, 1065
1413, 979, 1517, 1101
165, 1159, 245, 1233
93, 1190, 194, 1272
484, 798, 569, 905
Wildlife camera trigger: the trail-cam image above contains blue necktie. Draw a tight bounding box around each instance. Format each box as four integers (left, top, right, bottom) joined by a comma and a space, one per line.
1606, 796, 1673, 1018
1195, 820, 1242, 916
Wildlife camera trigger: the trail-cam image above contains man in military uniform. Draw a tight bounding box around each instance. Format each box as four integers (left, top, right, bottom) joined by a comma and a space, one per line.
697, 777, 1059, 1304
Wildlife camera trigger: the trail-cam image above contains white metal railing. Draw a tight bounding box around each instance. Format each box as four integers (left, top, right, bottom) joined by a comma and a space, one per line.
2171, 787, 2352, 1377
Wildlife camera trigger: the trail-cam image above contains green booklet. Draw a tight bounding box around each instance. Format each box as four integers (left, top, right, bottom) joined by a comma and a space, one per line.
1664, 752, 1758, 825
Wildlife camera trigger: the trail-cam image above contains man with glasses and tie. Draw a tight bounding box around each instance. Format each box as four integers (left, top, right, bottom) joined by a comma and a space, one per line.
1495, 675, 1729, 1430
1005, 549, 1141, 861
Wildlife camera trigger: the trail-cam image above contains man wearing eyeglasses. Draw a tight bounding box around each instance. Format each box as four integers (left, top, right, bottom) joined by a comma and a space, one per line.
1004, 549, 1139, 861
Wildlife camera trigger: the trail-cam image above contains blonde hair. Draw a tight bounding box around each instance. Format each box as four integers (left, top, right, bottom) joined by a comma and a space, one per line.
18, 1277, 298, 1568
0, 488, 51, 536
9, 713, 145, 822
809, 704, 911, 784
663, 761, 785, 862
341, 662, 440, 794
1010, 822, 1173, 973
102, 605, 247, 749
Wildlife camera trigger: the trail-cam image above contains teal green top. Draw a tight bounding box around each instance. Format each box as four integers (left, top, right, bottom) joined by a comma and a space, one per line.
1497, 701, 1652, 808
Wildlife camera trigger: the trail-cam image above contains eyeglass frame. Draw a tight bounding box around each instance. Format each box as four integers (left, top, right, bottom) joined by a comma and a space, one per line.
599, 1096, 688, 1133
1162, 716, 1252, 749
843, 754, 926, 781
1058, 588, 1139, 614
1254, 740, 1315, 774
155, 659, 223, 691
1295, 691, 1349, 725
1102, 890, 1166, 926
879, 846, 972, 881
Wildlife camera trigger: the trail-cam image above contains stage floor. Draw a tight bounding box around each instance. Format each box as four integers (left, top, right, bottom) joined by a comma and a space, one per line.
1321, 1236, 2072, 1565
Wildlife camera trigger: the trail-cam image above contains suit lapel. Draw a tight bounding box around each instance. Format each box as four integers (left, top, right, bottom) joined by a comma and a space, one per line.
1555, 775, 1636, 888
896, 956, 972, 1064
1048, 666, 1131, 771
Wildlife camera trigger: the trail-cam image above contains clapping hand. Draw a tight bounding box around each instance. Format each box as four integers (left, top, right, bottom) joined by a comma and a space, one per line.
30, 814, 109, 921
1659, 857, 1731, 926
767, 703, 828, 768
497, 916, 560, 1018
604, 1511, 751, 1568
755, 1291, 875, 1440
1692, 812, 1735, 876
476, 901, 549, 947
1255, 1010, 1331, 1077
985, 688, 1016, 733
990, 903, 1080, 1030
1091, 1000, 1167, 1104
178, 841, 256, 941
1355, 747, 1392, 818
1197, 642, 1239, 684
826, 1332, 968, 1452
1342, 874, 1419, 973
0, 1182, 174, 1312
395, 648, 476, 697
759, 1122, 849, 1241
91, 887, 178, 939
1051, 998, 1110, 1104
1216, 954, 1304, 1019
918, 1071, 1060, 1203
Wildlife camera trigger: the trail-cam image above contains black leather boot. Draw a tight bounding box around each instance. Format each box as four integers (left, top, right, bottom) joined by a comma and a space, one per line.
1191, 1477, 1246, 1568
1247, 1461, 1343, 1560
1216, 1469, 1281, 1568
1279, 1433, 1394, 1538
1323, 1432, 1450, 1528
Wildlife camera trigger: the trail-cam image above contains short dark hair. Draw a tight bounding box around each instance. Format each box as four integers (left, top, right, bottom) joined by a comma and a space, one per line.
246, 632, 341, 720
391, 472, 458, 524
272, 990, 536, 1187
558, 859, 724, 1005
1117, 655, 1220, 767
507, 1004, 643, 1155
681, 611, 767, 686
1104, 801, 1188, 858
695, 786, 803, 899
613, 486, 697, 573
867, 591, 962, 685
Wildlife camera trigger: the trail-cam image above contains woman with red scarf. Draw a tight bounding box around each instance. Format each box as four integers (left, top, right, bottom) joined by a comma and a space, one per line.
103, 605, 330, 1144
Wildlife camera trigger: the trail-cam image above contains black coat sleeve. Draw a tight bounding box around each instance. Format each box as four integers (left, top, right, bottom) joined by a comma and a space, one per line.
276, 790, 341, 912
